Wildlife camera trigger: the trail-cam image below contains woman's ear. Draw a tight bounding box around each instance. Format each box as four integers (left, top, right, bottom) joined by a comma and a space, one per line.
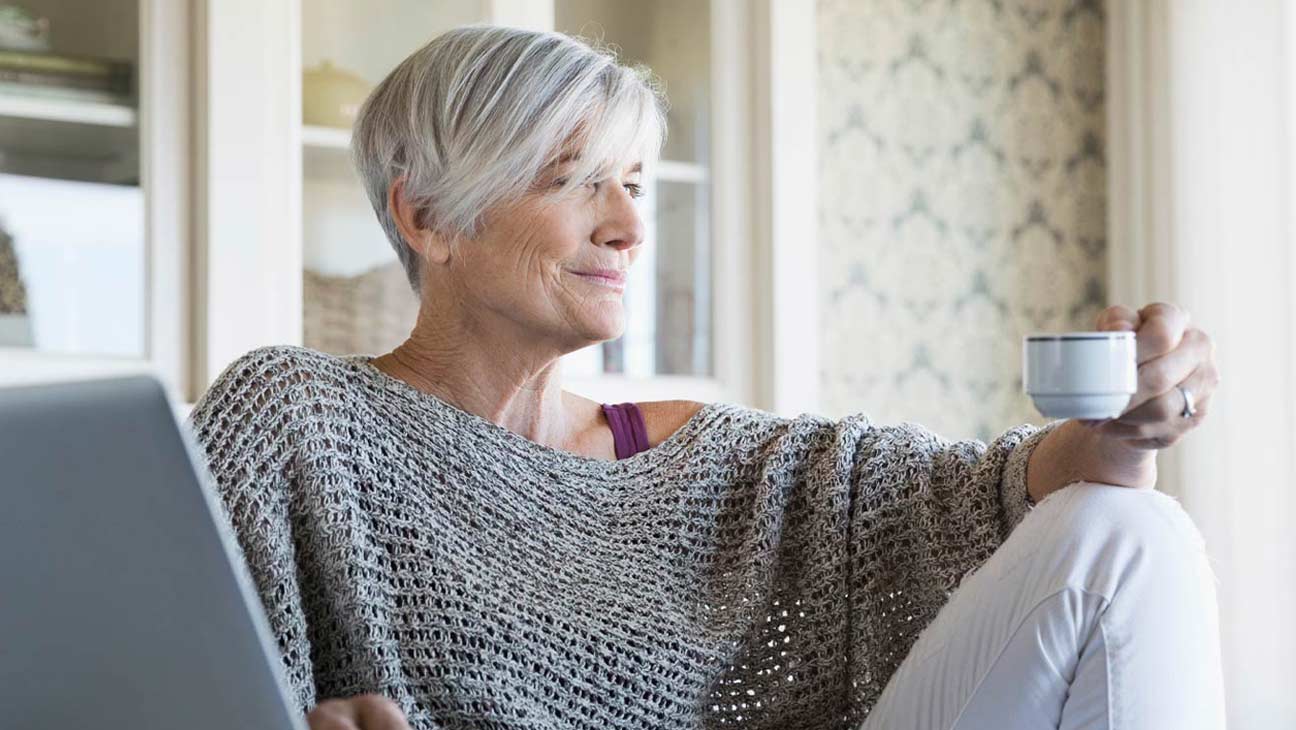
388, 176, 451, 265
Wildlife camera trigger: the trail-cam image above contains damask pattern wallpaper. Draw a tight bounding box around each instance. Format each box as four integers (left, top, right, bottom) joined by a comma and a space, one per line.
817, 0, 1107, 442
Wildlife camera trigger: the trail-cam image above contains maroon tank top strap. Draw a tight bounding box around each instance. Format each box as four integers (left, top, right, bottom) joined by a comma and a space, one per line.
600, 402, 651, 459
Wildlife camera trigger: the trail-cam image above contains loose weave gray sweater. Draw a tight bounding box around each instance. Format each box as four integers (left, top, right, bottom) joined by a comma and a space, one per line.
186, 344, 1064, 729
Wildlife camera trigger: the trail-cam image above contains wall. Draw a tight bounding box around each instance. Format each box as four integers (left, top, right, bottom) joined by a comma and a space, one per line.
816, 0, 1107, 442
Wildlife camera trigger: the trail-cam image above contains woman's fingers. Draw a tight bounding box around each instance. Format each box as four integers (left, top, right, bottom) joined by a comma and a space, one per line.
356, 695, 413, 730
1133, 302, 1191, 364
1096, 303, 1141, 332
306, 699, 358, 730
1119, 355, 1218, 424
1122, 327, 1212, 414
307, 694, 412, 730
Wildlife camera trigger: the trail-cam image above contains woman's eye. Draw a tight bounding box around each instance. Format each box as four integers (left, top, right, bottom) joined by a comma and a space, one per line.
554, 177, 642, 199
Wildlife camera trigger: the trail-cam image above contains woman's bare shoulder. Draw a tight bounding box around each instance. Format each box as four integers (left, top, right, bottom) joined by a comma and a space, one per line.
637, 400, 708, 447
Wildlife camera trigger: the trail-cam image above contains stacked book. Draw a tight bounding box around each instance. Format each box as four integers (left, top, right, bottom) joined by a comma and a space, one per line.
0, 49, 132, 105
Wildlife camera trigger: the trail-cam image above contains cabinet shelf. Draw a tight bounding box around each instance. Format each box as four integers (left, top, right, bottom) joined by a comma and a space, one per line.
302, 124, 350, 149
0, 93, 136, 128
302, 125, 356, 180
0, 93, 139, 184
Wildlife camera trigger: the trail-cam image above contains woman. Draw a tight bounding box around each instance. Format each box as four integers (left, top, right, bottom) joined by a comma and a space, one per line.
188, 25, 1225, 730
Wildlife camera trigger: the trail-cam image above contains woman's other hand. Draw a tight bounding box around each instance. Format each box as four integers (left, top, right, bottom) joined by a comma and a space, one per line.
306, 694, 413, 730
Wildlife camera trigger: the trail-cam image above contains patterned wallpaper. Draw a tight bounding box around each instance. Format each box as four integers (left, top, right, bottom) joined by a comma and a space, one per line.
816, 0, 1107, 442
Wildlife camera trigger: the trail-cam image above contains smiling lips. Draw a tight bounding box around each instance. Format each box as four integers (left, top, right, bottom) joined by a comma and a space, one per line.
571, 269, 627, 289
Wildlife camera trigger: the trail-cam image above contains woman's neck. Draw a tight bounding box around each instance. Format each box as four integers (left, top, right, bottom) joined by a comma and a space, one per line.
369, 322, 608, 457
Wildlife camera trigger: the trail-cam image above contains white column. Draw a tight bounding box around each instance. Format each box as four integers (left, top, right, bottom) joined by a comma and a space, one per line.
751, 0, 819, 417
191, 0, 303, 398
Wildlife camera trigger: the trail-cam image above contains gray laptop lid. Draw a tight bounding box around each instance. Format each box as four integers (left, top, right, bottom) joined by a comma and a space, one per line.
0, 375, 306, 730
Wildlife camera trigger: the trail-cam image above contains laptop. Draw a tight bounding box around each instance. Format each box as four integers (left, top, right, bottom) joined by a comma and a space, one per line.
0, 374, 307, 730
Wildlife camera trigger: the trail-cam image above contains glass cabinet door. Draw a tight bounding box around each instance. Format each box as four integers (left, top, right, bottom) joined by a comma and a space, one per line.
0, 0, 144, 358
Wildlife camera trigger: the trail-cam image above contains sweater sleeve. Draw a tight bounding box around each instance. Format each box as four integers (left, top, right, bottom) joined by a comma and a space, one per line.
185, 348, 318, 715
842, 416, 1068, 706
852, 416, 1067, 582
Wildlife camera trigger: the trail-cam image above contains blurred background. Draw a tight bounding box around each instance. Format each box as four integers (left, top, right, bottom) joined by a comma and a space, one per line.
0, 1, 1291, 726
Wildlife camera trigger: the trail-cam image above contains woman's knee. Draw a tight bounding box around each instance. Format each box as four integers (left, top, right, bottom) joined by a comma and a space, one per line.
1044, 481, 1208, 556
1015, 481, 1217, 602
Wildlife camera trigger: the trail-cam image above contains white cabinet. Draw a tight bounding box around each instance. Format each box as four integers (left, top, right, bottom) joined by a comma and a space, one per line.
0, 0, 188, 401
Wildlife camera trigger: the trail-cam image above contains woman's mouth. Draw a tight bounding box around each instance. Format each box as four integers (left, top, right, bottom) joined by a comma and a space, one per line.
570, 269, 627, 290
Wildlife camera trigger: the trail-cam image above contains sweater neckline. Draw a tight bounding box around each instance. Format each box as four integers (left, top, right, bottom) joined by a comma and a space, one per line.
346, 354, 726, 478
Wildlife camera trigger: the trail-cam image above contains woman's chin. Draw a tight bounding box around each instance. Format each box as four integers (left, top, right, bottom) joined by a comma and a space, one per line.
590, 320, 626, 343
552, 298, 627, 346
577, 312, 626, 343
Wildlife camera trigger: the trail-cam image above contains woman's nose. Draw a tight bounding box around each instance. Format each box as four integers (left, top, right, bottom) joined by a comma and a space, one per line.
594, 187, 645, 251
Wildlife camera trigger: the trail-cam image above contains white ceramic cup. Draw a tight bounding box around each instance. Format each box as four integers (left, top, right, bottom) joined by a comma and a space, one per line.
1023, 331, 1137, 419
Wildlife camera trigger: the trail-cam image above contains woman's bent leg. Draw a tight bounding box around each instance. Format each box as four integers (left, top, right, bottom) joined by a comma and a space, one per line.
859, 481, 1225, 730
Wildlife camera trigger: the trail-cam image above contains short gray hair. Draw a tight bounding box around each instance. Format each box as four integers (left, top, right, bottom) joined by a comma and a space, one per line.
350, 24, 669, 292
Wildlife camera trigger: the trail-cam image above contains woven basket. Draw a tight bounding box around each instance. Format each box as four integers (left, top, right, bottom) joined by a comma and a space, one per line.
303, 261, 419, 355
0, 225, 29, 315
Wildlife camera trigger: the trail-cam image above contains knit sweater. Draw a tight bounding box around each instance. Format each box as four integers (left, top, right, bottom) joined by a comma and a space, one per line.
186, 344, 1065, 729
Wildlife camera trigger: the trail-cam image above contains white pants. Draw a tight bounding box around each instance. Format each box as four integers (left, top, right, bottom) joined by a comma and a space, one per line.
860, 481, 1226, 730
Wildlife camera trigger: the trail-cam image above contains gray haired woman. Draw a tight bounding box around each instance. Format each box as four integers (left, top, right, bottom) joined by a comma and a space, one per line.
188, 24, 1225, 730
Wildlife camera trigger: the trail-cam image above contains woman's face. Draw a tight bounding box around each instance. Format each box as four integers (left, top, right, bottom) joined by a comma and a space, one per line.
443, 156, 647, 353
